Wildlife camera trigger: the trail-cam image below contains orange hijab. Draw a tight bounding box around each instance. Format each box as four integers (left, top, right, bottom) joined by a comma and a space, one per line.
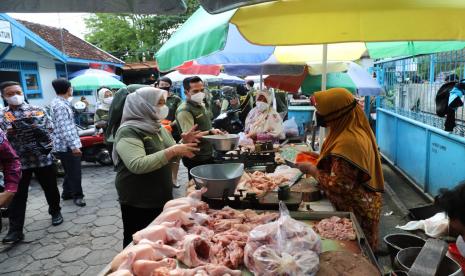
314, 88, 384, 192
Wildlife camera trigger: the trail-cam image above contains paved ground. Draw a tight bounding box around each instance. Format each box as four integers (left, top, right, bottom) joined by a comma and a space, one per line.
0, 163, 188, 276
0, 161, 430, 275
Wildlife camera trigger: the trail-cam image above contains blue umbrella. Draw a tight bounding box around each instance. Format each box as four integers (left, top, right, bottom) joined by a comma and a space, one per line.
69, 69, 121, 80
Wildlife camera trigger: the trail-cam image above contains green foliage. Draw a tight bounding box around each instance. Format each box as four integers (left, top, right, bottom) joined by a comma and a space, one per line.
84, 0, 199, 62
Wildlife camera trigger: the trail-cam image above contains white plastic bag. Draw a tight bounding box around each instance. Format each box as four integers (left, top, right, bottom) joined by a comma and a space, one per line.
238, 132, 254, 146
283, 117, 299, 137
245, 202, 321, 276
396, 212, 449, 238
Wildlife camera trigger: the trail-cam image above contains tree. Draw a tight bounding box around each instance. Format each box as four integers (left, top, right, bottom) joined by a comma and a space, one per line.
84, 0, 199, 62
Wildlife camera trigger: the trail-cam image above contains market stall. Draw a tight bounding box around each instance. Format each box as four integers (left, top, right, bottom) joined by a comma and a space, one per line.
98, 135, 381, 276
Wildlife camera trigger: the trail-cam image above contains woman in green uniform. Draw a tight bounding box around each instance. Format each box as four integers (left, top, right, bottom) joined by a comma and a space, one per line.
113, 87, 202, 247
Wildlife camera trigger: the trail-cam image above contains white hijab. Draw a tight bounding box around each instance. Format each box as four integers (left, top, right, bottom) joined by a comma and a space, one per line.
97, 88, 112, 111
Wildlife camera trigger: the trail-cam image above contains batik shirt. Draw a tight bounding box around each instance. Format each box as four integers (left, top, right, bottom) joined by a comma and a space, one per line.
0, 129, 21, 192
0, 104, 54, 169
50, 96, 81, 152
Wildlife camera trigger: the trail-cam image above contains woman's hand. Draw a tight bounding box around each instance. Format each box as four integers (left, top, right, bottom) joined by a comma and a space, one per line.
296, 162, 318, 177
167, 143, 200, 159
181, 125, 209, 144
0, 191, 15, 208
246, 132, 256, 139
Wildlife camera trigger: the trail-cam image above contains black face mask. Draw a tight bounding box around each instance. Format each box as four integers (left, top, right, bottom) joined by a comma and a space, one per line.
160, 86, 170, 92
315, 112, 327, 127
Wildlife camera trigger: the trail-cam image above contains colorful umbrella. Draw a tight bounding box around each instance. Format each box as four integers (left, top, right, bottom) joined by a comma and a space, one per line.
265, 62, 383, 96
69, 69, 121, 80
70, 75, 126, 90
163, 71, 244, 86
176, 61, 221, 75
156, 6, 465, 72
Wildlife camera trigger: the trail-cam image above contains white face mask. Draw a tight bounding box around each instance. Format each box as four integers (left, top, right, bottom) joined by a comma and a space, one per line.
256, 101, 269, 112
190, 92, 205, 104
5, 94, 24, 106
457, 235, 465, 257
103, 97, 113, 105
155, 105, 169, 120
67, 97, 74, 103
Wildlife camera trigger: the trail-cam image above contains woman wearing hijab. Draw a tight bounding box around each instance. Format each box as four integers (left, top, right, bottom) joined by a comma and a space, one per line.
297, 88, 384, 250
94, 88, 113, 130
113, 87, 202, 247
244, 90, 284, 141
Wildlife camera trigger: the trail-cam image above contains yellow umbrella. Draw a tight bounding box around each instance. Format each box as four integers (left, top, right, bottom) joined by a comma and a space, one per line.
232, 0, 465, 45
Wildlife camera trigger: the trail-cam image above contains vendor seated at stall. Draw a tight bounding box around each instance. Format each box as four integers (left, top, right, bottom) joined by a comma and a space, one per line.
435, 181, 465, 257
220, 86, 240, 114
244, 90, 284, 141
176, 76, 223, 179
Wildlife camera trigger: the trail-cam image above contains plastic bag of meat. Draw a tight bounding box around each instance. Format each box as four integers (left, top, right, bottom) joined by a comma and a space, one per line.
244, 202, 321, 276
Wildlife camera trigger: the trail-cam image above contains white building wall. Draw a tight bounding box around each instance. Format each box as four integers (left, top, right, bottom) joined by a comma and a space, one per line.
5, 47, 58, 107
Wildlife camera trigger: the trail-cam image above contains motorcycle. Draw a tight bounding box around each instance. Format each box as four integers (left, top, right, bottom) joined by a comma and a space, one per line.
212, 109, 244, 134
78, 125, 112, 166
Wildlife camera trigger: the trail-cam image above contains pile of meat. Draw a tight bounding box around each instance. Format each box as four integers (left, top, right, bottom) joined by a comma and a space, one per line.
108, 188, 279, 276
244, 202, 322, 276
313, 216, 356, 241
238, 166, 301, 196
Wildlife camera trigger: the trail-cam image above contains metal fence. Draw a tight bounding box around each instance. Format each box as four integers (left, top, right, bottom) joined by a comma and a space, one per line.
375, 50, 465, 137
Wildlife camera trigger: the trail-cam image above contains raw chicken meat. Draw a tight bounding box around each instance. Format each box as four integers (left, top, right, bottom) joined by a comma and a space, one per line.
138, 239, 182, 260
111, 244, 158, 272
177, 234, 211, 268
186, 225, 215, 239
132, 258, 177, 276
163, 188, 208, 212
152, 209, 194, 226
153, 264, 241, 276
244, 202, 321, 276
107, 252, 135, 276
133, 221, 186, 244
313, 216, 356, 240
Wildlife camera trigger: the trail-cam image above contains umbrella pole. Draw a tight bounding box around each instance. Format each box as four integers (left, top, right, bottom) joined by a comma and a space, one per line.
317, 44, 328, 152
260, 74, 263, 90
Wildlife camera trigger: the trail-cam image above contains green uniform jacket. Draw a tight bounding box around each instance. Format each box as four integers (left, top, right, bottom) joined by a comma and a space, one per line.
114, 126, 174, 208
176, 101, 212, 161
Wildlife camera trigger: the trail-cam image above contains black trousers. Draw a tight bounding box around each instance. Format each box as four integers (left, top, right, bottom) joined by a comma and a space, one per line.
9, 165, 61, 233
56, 151, 84, 199
182, 157, 214, 180
120, 204, 163, 248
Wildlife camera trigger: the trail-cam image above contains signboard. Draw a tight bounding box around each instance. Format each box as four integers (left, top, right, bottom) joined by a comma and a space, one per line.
0, 20, 12, 44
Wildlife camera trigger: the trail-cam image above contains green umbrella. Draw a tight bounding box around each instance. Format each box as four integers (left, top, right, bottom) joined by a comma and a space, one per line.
70, 75, 126, 90
302, 73, 357, 95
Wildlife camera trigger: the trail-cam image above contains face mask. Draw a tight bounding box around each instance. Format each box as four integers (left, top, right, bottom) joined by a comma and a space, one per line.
155, 105, 169, 120
315, 112, 327, 127
256, 101, 269, 112
457, 235, 465, 257
160, 86, 170, 92
5, 94, 24, 106
67, 97, 74, 103
190, 92, 205, 104
103, 97, 113, 105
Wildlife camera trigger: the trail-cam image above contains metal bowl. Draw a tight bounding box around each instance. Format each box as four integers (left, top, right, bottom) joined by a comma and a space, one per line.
190, 163, 244, 198
395, 247, 462, 276
384, 233, 426, 265
201, 134, 239, 152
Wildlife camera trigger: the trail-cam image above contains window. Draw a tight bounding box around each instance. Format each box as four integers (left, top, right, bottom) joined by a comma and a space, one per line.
25, 73, 39, 90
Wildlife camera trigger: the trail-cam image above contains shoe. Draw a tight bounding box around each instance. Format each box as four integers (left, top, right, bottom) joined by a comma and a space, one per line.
61, 193, 73, 200
2, 231, 24, 244
73, 198, 86, 207
51, 212, 63, 226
